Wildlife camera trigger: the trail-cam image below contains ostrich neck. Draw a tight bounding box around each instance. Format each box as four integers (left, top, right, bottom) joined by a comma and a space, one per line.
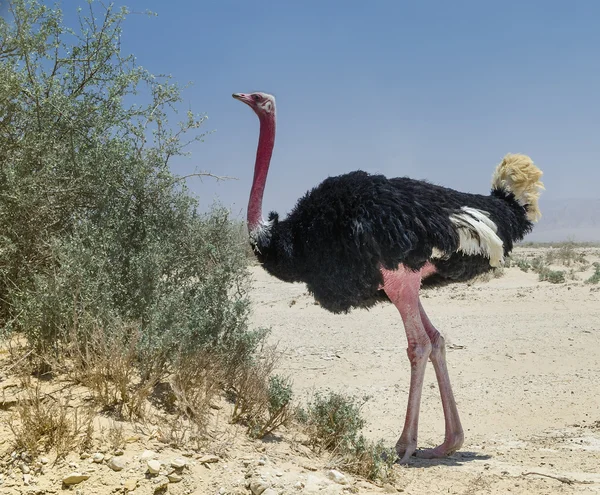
248, 112, 276, 233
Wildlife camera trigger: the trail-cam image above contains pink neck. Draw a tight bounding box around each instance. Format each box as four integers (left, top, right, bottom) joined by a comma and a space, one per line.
248, 112, 276, 232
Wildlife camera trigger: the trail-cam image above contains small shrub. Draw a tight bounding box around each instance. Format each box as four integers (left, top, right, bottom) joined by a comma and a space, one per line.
298, 391, 396, 482
8, 384, 94, 459
586, 263, 600, 284
300, 391, 366, 452
335, 435, 398, 482
229, 347, 293, 438
538, 268, 566, 284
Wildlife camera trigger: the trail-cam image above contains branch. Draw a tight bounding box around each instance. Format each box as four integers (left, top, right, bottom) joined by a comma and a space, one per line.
521, 471, 594, 485
171, 172, 238, 184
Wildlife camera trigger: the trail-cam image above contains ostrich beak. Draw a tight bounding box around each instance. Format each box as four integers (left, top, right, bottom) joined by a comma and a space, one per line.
232, 93, 252, 106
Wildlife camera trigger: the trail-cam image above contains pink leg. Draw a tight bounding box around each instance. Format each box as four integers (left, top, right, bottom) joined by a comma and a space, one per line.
415, 301, 464, 458
381, 267, 431, 464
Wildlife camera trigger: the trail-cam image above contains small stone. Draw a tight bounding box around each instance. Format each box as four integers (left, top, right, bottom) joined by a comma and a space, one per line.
293, 481, 304, 489
92, 453, 104, 463
39, 457, 50, 465
171, 457, 187, 469
198, 454, 219, 464
261, 490, 277, 495
327, 469, 348, 485
147, 459, 161, 474
257, 459, 266, 466
68, 462, 78, 469
383, 483, 398, 493
124, 478, 138, 491
20, 464, 30, 474
153, 476, 169, 492
249, 479, 269, 495
63, 472, 91, 485
23, 473, 33, 485
167, 473, 183, 483
141, 450, 156, 461
108, 456, 127, 471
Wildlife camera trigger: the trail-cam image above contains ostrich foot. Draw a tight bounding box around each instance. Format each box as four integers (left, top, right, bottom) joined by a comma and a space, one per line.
414, 434, 464, 459
395, 439, 418, 464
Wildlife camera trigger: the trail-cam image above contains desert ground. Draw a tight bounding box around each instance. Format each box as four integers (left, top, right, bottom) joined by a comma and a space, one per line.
1, 246, 599, 494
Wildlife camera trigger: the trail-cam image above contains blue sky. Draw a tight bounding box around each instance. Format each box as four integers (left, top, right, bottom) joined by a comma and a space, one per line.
21, 1, 600, 219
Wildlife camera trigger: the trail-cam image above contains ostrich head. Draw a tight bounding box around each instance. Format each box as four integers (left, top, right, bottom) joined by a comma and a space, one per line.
232, 92, 276, 118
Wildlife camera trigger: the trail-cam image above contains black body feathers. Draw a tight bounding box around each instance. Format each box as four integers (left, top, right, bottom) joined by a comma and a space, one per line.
252, 171, 532, 313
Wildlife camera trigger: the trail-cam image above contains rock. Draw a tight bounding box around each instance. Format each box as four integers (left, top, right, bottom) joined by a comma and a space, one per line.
147, 459, 161, 474
23, 473, 33, 485
108, 456, 127, 471
262, 490, 278, 495
39, 457, 50, 465
327, 469, 348, 485
63, 472, 91, 485
257, 458, 266, 466
171, 457, 187, 469
198, 454, 219, 464
141, 450, 156, 461
92, 453, 104, 463
153, 476, 169, 492
167, 472, 183, 482
80, 452, 91, 459
383, 483, 398, 493
20, 463, 30, 474
124, 478, 138, 491
249, 479, 270, 495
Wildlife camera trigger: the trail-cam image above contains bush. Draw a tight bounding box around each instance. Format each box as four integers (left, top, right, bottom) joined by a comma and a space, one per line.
299, 391, 366, 451
298, 391, 397, 482
586, 263, 600, 284
0, 0, 265, 429
538, 268, 566, 284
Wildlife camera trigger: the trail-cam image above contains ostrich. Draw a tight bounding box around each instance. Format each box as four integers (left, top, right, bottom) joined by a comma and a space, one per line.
232, 91, 544, 464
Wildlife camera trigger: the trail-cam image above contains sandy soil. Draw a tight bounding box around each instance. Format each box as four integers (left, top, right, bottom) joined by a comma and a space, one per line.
252, 246, 600, 494
1, 246, 599, 494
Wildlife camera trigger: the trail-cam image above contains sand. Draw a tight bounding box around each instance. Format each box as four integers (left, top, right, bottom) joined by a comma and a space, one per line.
1, 246, 599, 494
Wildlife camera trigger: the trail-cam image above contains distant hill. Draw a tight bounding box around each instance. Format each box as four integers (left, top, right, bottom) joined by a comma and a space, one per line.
524, 198, 600, 242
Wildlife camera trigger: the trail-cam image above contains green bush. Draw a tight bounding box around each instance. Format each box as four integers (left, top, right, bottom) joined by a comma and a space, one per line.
538, 268, 566, 284
0, 1, 262, 382
298, 391, 397, 481
586, 263, 600, 284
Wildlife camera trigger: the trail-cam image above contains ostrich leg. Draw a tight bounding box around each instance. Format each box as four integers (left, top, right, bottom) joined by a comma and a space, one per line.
381, 267, 431, 464
415, 301, 464, 458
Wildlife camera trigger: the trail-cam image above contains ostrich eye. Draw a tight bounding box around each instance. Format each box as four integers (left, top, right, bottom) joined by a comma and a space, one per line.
252, 94, 261, 101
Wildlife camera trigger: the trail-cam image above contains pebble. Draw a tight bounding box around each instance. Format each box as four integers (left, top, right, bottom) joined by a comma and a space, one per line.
147, 459, 161, 474
262, 490, 278, 495
108, 456, 127, 471
171, 457, 187, 469
327, 469, 348, 485
63, 472, 91, 485
92, 453, 105, 463
39, 457, 50, 465
167, 473, 183, 483
199, 454, 219, 464
153, 476, 169, 492
20, 464, 30, 474
23, 473, 33, 485
249, 479, 270, 495
124, 478, 138, 491
141, 450, 156, 461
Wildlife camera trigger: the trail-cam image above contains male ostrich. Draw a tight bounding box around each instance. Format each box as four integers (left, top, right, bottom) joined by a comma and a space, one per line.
232, 91, 544, 463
